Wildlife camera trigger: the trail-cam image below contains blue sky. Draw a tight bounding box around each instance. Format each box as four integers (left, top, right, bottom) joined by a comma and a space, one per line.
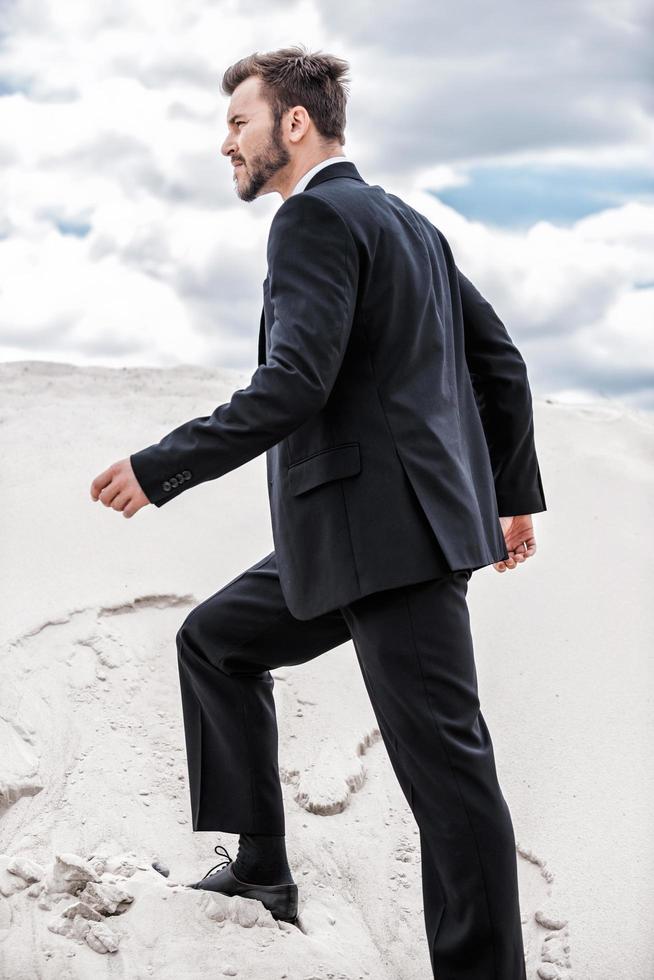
0, 0, 652, 410
433, 164, 654, 230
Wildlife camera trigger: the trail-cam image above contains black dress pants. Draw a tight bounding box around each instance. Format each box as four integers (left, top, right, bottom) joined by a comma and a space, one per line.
176, 551, 527, 980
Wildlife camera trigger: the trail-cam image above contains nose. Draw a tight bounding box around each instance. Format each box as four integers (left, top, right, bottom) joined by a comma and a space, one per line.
221, 133, 237, 158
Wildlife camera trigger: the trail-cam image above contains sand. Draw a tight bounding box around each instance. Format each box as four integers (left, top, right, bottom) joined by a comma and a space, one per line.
1, 360, 652, 979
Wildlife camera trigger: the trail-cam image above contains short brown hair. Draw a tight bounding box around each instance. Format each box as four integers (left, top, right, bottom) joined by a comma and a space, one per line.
221, 44, 351, 147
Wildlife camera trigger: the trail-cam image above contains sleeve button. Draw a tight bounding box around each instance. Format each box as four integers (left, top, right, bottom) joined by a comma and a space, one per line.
182, 470, 191, 480
162, 481, 171, 491
170, 477, 179, 488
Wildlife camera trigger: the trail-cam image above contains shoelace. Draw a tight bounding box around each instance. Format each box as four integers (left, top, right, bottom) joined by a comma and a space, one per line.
201, 843, 233, 880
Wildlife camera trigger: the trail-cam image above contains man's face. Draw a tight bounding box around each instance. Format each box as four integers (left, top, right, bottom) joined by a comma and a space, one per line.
221, 76, 290, 202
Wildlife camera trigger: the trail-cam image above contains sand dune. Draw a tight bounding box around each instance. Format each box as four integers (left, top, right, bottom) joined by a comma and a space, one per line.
1, 360, 652, 979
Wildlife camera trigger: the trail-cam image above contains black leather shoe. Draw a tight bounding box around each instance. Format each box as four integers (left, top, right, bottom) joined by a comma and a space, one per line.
186, 844, 299, 924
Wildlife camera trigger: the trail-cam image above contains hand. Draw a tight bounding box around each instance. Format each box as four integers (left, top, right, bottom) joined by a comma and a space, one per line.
493, 514, 537, 572
90, 457, 150, 519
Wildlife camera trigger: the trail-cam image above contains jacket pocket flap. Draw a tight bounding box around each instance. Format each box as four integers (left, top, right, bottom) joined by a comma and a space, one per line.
288, 443, 361, 496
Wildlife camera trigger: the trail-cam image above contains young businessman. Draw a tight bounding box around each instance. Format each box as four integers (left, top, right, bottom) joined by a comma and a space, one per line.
90, 45, 546, 979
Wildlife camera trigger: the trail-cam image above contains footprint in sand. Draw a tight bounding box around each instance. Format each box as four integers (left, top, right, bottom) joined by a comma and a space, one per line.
516, 842, 574, 979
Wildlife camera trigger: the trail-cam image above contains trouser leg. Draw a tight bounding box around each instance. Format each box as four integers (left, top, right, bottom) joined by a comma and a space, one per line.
339, 570, 526, 980
175, 551, 351, 834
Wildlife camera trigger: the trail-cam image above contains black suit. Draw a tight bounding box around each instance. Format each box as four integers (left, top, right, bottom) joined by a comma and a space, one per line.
131, 161, 542, 978
130, 159, 545, 620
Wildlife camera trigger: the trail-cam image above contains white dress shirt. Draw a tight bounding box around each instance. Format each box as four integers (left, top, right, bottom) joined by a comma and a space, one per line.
289, 154, 348, 196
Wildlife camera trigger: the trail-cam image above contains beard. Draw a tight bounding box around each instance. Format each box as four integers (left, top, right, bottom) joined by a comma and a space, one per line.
234, 118, 291, 202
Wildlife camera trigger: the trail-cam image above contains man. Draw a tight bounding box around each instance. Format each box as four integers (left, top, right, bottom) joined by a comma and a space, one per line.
90, 45, 546, 979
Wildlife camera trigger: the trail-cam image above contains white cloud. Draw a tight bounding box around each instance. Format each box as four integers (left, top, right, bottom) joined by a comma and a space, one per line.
0, 0, 652, 407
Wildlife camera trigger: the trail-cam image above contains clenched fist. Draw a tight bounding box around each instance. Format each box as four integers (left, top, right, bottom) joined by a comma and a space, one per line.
90, 458, 150, 519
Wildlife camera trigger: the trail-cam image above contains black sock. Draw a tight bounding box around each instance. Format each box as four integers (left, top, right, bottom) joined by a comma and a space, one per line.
231, 831, 294, 886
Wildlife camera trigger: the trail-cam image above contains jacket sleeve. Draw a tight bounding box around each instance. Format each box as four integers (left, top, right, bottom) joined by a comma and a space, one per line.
129, 193, 359, 507
456, 266, 547, 517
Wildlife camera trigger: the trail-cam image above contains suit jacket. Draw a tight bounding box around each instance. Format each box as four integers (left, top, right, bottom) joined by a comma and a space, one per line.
130, 160, 546, 620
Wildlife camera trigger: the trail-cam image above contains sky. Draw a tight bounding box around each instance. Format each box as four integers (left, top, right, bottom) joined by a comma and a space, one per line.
1, 0, 653, 410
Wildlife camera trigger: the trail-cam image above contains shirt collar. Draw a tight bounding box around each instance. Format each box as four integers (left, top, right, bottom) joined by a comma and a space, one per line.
289, 155, 348, 196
